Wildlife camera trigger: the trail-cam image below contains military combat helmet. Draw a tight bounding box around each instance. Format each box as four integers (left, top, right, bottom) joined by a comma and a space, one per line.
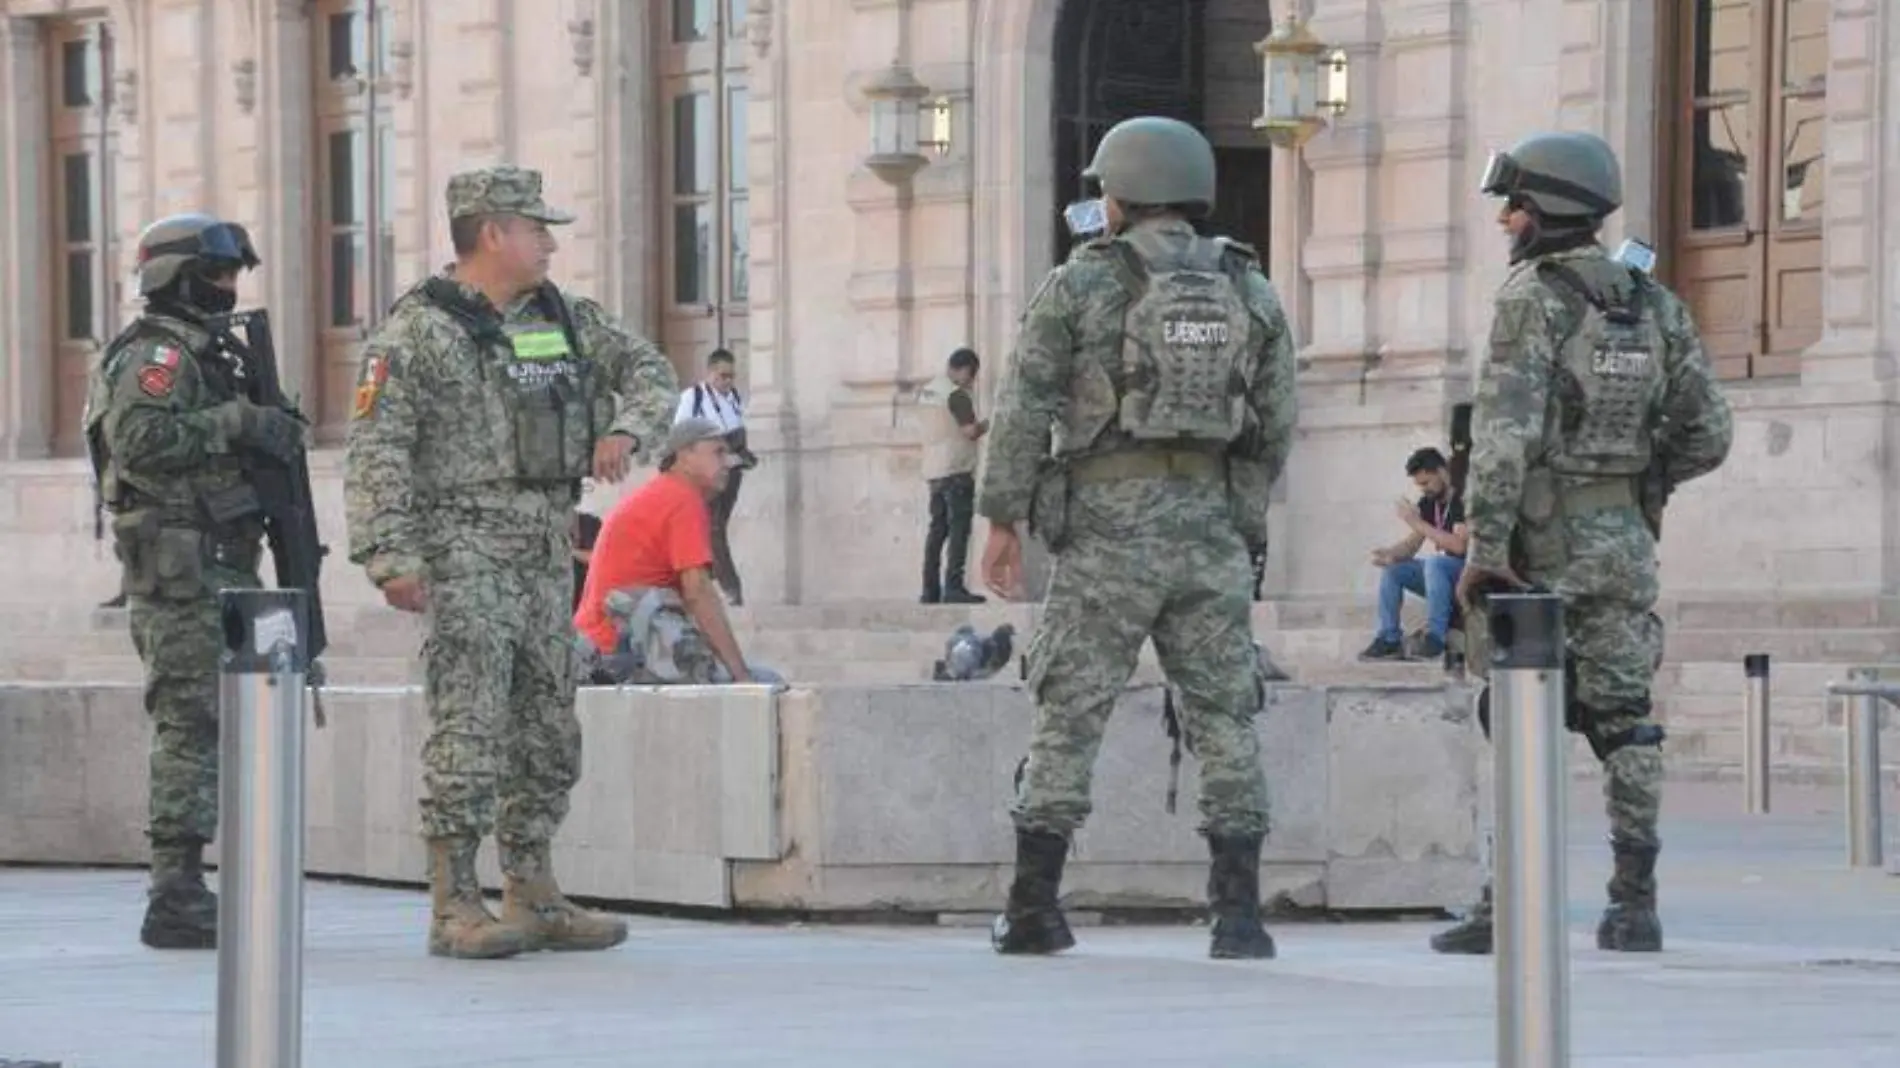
134, 213, 261, 297
1083, 116, 1218, 215
1480, 130, 1623, 220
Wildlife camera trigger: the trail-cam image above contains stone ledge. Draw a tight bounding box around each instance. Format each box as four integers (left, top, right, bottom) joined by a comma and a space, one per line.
0, 680, 1485, 916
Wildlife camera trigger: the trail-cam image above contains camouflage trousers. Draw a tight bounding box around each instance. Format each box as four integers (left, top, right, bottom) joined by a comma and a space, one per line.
127, 563, 259, 844
578, 586, 784, 686
419, 547, 583, 853
1014, 526, 1269, 839
1464, 594, 1665, 921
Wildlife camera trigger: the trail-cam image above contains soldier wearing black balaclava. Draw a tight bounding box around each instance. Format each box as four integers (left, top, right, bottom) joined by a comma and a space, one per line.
83, 213, 306, 949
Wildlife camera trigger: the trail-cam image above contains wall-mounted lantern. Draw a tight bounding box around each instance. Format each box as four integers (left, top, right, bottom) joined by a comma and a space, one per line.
862, 62, 934, 185
1253, 15, 1351, 149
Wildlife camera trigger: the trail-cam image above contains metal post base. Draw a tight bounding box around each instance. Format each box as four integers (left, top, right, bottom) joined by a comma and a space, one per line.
1488, 592, 1570, 1068
216, 589, 311, 1068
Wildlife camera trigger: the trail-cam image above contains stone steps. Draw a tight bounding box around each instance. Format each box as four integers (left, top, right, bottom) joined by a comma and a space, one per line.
4, 596, 1896, 679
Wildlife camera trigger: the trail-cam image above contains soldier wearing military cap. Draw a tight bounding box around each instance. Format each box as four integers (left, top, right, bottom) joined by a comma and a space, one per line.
83, 212, 307, 950
342, 165, 679, 959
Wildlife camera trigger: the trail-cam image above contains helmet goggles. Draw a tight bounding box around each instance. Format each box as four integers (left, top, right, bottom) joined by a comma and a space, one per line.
138, 222, 261, 272
1479, 150, 1617, 216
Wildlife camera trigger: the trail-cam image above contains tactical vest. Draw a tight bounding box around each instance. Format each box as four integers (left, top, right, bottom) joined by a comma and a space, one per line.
1534, 259, 1668, 480
416, 278, 605, 495
1051, 230, 1255, 458
85, 314, 249, 521
915, 374, 978, 480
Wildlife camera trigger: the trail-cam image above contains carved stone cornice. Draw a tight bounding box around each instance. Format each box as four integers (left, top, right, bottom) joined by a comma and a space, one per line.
233, 58, 258, 113
569, 1, 597, 78
112, 68, 137, 124
749, 0, 774, 58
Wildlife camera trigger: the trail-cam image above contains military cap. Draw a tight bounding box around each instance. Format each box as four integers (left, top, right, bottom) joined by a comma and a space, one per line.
444, 165, 576, 225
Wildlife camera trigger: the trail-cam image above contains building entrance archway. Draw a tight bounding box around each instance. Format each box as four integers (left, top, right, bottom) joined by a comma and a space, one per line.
1049, 0, 1274, 271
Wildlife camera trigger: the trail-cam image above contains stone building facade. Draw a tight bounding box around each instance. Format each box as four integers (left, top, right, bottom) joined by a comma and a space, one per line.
0, 0, 1891, 620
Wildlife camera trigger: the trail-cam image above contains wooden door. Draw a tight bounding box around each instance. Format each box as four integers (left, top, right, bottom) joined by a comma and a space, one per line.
45, 18, 118, 458
1665, 0, 1825, 380
659, 0, 750, 383
1761, 0, 1826, 374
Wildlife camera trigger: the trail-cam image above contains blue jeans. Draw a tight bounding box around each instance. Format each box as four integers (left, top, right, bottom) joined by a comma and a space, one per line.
1377, 555, 1465, 642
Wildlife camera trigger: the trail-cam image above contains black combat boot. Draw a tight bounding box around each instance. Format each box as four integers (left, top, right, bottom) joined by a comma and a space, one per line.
1429, 884, 1493, 954
1596, 837, 1663, 952
1206, 833, 1276, 960
991, 827, 1076, 955
141, 837, 218, 950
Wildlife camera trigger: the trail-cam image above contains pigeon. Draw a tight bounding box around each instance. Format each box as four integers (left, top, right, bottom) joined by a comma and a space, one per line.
934, 623, 1017, 681
1256, 642, 1290, 682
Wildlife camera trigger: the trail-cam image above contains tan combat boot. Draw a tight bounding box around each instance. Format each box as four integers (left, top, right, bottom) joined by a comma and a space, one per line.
427, 837, 530, 959
499, 841, 629, 952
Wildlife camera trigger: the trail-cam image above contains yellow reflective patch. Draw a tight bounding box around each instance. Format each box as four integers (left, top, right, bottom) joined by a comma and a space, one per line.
509, 328, 572, 361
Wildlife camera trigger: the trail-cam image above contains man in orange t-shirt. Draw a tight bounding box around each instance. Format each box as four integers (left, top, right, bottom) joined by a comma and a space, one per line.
574, 417, 768, 684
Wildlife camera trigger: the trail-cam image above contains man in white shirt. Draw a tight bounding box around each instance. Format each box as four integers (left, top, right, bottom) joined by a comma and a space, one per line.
673, 348, 755, 605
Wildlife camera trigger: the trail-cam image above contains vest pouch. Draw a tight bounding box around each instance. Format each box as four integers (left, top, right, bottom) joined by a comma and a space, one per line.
1514, 469, 1567, 574
150, 527, 207, 601
110, 512, 160, 598
503, 325, 594, 484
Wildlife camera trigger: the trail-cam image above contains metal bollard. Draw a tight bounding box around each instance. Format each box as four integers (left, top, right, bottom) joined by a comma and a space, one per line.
1489, 592, 1570, 1068
1830, 667, 1885, 869
1743, 654, 1771, 814
216, 588, 311, 1068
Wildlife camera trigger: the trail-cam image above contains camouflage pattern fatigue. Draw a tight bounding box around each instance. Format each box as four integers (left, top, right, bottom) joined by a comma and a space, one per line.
131, 563, 259, 841
344, 168, 678, 854
980, 216, 1300, 839
1464, 244, 1733, 851
1018, 475, 1269, 836
421, 536, 582, 844
85, 310, 268, 846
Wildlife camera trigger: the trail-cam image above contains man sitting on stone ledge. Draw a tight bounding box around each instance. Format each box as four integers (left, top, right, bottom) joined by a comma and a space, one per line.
1358, 447, 1467, 661
573, 417, 781, 685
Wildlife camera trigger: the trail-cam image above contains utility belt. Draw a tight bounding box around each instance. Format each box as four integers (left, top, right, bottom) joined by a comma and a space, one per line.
1029, 446, 1231, 552
109, 511, 263, 602
1557, 476, 1638, 516
1066, 447, 1226, 486
1512, 472, 1643, 575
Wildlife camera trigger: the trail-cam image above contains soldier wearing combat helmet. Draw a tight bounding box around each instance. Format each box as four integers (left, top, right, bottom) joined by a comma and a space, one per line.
1433, 130, 1733, 955
83, 213, 308, 949
979, 116, 1299, 961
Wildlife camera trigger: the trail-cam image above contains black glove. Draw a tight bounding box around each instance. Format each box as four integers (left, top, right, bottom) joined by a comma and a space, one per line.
217, 400, 306, 465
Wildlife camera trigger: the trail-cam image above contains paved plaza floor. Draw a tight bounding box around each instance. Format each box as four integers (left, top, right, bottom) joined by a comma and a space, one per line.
3, 780, 1898, 1067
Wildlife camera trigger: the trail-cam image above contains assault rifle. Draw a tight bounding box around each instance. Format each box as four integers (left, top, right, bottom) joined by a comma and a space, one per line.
207, 308, 331, 714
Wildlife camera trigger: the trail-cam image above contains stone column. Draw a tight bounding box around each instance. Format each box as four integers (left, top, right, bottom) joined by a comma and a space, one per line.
0, 17, 52, 461
259, 0, 318, 410
1800, 0, 1891, 384
597, 0, 655, 329
730, 0, 808, 603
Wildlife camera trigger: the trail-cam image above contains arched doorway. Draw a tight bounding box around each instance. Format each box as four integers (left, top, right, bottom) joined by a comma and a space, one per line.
1050, 0, 1275, 269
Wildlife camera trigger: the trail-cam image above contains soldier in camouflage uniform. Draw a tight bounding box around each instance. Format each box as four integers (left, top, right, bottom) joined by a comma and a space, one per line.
343, 166, 679, 959
84, 214, 307, 949
1432, 131, 1733, 955
979, 116, 1299, 961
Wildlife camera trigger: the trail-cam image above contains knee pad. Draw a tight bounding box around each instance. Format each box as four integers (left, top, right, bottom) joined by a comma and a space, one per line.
1586, 715, 1666, 764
